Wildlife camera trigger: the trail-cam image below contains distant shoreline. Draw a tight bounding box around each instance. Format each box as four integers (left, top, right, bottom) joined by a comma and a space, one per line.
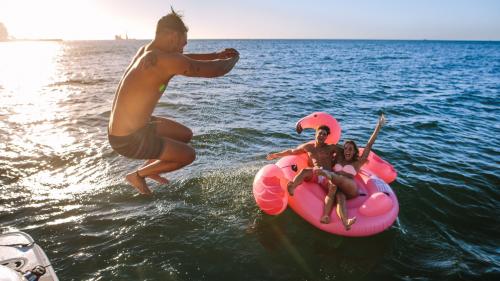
3, 38, 63, 42
2, 38, 499, 43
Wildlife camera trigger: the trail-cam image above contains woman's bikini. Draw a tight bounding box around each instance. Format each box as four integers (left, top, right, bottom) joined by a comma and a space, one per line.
333, 163, 357, 177
332, 162, 362, 198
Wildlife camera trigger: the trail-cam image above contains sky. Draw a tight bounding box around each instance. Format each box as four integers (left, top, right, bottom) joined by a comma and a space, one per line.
0, 0, 499, 40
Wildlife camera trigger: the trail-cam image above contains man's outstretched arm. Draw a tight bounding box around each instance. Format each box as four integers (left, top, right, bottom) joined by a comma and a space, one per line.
267, 144, 308, 160
159, 51, 239, 78
185, 48, 239, 61
184, 53, 218, 60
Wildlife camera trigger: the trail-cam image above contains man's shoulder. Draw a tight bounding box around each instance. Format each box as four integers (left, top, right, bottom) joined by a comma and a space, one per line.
141, 51, 187, 68
328, 143, 343, 150
300, 142, 314, 150
133, 50, 168, 70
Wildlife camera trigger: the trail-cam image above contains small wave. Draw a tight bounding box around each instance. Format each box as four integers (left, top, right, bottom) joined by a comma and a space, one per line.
378, 56, 411, 60
98, 110, 111, 118
0, 161, 24, 185
414, 120, 441, 130
49, 78, 109, 87
194, 127, 271, 153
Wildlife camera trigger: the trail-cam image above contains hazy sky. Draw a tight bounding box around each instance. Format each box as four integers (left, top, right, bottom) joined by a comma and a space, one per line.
1, 0, 499, 40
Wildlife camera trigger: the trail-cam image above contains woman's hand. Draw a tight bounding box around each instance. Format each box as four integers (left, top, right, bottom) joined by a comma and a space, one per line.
378, 113, 386, 127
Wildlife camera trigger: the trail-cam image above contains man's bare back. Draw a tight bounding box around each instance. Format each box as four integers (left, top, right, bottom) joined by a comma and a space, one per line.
109, 47, 167, 135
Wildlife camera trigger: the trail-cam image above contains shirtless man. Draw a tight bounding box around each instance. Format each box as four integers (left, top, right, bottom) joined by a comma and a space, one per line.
267, 126, 356, 225
267, 126, 343, 223
108, 9, 239, 194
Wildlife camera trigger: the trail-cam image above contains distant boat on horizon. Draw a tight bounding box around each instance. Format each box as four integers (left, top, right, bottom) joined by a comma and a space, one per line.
115, 33, 134, 40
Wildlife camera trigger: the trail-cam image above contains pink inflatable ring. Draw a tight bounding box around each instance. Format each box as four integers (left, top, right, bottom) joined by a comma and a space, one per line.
253, 112, 399, 237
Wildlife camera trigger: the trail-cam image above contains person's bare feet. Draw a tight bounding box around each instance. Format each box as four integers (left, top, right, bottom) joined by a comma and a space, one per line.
125, 171, 152, 195
320, 215, 330, 224
147, 174, 169, 184
287, 181, 297, 196
344, 217, 357, 231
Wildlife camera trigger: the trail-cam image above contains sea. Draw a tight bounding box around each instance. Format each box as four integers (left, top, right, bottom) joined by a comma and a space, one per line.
0, 39, 499, 281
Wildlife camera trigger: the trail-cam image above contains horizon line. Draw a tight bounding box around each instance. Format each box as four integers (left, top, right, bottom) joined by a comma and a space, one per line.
4, 38, 500, 42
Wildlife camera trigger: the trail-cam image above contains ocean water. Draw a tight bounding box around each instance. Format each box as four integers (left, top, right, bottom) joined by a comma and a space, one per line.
0, 39, 499, 281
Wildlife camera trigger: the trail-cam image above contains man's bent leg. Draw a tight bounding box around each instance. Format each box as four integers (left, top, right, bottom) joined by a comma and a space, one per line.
126, 138, 195, 194
136, 137, 196, 179
287, 168, 313, 196
125, 171, 152, 195
153, 116, 193, 143
141, 159, 168, 184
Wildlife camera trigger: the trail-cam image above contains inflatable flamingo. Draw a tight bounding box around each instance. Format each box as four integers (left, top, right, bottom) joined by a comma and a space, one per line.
253, 112, 399, 237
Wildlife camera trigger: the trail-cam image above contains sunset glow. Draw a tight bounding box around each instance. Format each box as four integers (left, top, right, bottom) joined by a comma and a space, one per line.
1, 0, 111, 40
1, 0, 499, 40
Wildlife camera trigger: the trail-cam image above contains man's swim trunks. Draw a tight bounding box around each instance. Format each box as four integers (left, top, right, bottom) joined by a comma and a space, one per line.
108, 116, 164, 159
307, 174, 329, 188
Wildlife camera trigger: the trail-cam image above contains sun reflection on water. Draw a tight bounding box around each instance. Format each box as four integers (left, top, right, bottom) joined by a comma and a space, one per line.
0, 41, 61, 95
1, 41, 109, 197
0, 42, 77, 153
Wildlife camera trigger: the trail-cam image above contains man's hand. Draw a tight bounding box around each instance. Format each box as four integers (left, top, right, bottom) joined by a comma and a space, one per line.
217, 48, 239, 59
313, 167, 326, 177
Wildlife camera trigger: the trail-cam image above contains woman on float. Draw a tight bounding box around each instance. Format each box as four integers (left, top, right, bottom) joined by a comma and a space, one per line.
317, 113, 386, 230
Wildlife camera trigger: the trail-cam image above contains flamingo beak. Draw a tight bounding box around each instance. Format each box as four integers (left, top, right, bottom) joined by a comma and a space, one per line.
295, 117, 305, 134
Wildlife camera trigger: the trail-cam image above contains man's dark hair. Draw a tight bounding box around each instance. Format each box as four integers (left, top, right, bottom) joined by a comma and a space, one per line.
156, 7, 189, 36
317, 125, 330, 135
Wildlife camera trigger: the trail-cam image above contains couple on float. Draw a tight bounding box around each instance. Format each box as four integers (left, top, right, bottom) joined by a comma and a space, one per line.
266, 114, 386, 230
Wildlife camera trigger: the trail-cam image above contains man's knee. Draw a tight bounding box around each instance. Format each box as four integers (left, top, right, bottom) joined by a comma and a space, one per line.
327, 185, 337, 195
299, 168, 313, 182
175, 125, 193, 143
183, 128, 193, 143
182, 146, 196, 165
301, 168, 313, 176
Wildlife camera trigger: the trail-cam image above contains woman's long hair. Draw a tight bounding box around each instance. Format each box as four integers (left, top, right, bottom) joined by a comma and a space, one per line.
344, 140, 359, 162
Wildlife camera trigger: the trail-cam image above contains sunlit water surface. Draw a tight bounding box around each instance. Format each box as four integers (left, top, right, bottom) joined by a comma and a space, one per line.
0, 40, 499, 281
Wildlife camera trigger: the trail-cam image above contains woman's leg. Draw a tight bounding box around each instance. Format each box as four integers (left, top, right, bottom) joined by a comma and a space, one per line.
336, 179, 359, 199
321, 182, 337, 224
335, 192, 357, 230
320, 170, 359, 199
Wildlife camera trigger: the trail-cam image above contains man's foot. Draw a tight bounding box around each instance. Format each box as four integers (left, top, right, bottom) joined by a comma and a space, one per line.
287, 181, 296, 196
320, 215, 330, 224
147, 174, 169, 184
125, 171, 152, 195
344, 217, 357, 231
